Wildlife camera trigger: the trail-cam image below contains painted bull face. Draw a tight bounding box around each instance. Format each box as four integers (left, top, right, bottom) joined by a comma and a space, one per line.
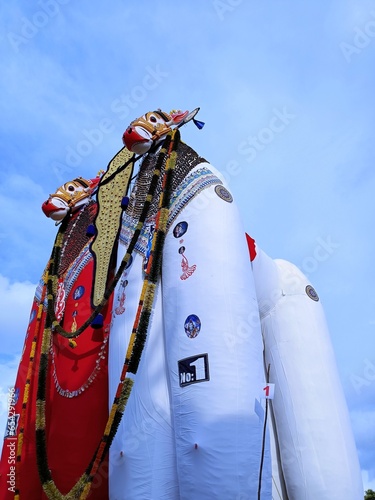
122, 109, 190, 155
42, 176, 100, 221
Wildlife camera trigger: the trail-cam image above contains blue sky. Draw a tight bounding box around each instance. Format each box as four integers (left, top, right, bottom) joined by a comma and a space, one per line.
0, 0, 374, 492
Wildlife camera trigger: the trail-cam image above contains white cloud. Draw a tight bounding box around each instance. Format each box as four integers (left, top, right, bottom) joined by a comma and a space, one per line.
0, 275, 37, 355
0, 174, 52, 282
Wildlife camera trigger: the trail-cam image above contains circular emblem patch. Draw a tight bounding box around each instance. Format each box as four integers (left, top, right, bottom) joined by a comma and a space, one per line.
173, 221, 188, 238
73, 285, 85, 300
184, 314, 201, 339
214, 185, 233, 203
305, 285, 319, 302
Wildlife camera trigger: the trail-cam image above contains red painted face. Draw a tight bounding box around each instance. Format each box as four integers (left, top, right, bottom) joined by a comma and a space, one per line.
123, 109, 189, 154
41, 177, 100, 221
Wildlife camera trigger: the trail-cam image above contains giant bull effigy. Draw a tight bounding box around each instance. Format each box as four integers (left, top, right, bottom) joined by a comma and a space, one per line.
0, 108, 363, 499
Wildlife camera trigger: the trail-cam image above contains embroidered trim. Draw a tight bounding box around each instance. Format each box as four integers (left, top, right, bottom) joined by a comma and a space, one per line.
119, 165, 221, 257
63, 244, 93, 298
168, 166, 222, 228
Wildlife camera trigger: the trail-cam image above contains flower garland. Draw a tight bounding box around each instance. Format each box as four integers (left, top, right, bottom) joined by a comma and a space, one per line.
34, 130, 179, 499
128, 131, 178, 373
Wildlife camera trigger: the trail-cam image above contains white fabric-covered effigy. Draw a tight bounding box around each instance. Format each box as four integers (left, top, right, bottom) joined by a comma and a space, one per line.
109, 163, 272, 499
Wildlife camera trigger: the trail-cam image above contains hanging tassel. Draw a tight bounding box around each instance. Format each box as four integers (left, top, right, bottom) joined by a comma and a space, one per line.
193, 118, 205, 130
121, 196, 130, 210
91, 313, 104, 329
86, 224, 96, 237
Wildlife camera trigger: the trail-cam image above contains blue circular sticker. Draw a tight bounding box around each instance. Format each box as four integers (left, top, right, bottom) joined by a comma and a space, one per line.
184, 314, 201, 339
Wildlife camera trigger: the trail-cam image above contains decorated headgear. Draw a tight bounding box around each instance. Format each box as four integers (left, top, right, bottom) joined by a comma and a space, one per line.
122, 107, 204, 154
41, 176, 101, 222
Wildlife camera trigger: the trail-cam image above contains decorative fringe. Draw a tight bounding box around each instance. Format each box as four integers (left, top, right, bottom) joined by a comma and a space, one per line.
121, 196, 130, 210
86, 224, 96, 237
91, 313, 104, 329
193, 118, 205, 129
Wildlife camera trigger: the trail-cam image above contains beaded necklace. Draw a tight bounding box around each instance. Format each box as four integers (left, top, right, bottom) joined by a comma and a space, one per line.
50, 332, 109, 398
